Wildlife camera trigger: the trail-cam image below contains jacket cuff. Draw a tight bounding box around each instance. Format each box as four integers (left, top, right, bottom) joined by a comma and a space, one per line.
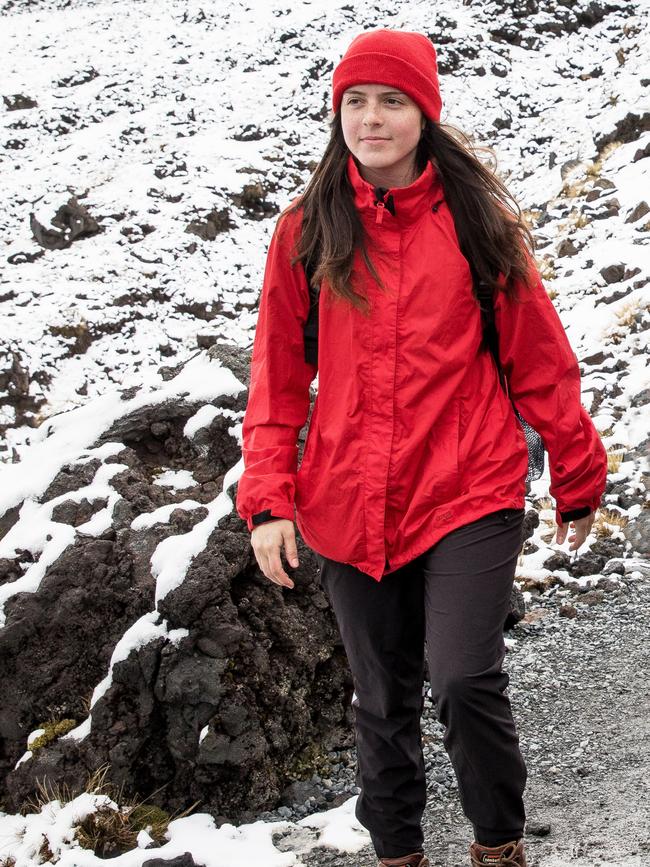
557, 505, 593, 524
246, 503, 295, 532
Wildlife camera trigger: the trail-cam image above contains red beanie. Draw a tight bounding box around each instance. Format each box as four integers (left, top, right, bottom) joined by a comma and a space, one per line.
332, 29, 443, 122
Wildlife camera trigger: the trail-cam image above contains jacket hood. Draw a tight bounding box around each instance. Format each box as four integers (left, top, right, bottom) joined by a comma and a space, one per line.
346, 152, 444, 228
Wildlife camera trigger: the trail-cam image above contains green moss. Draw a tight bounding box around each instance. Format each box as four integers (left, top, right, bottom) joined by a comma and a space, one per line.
127, 803, 171, 835
30, 719, 77, 752
75, 801, 172, 855
281, 742, 331, 781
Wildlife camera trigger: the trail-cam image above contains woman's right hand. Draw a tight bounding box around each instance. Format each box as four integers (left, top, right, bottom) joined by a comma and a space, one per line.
250, 519, 299, 589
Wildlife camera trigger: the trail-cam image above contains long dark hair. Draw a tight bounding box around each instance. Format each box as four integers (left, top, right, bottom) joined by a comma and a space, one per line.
282, 111, 537, 315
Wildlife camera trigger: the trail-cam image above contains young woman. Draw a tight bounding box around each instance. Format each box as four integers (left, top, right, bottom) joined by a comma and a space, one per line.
236, 29, 607, 867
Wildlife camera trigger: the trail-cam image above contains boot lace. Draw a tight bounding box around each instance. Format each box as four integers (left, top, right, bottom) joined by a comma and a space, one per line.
470, 840, 522, 866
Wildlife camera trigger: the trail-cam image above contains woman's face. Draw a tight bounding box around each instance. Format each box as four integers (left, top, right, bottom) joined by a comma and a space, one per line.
340, 84, 424, 182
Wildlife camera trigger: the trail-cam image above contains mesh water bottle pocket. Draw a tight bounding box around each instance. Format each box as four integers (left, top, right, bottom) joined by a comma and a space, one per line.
514, 407, 545, 482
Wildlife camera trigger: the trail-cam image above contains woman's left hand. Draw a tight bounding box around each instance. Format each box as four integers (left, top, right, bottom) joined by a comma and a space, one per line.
555, 511, 597, 552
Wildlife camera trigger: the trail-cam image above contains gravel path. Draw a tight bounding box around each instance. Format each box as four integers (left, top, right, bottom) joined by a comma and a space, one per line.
269, 565, 649, 866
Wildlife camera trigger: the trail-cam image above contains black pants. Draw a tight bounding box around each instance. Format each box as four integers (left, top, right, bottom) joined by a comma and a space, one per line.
314, 507, 528, 859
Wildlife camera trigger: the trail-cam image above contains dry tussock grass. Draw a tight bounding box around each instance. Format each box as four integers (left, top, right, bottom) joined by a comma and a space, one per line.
19, 764, 200, 861
614, 299, 641, 328
559, 141, 623, 197
533, 496, 628, 545
74, 801, 171, 858
563, 209, 590, 230
603, 298, 644, 345
593, 507, 629, 537
607, 447, 625, 473
521, 207, 543, 229
535, 255, 556, 281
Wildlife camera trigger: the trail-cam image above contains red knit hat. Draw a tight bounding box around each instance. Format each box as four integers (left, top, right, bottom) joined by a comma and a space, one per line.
332, 29, 443, 122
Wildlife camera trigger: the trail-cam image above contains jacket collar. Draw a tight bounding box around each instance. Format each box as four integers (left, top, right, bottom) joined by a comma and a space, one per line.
346, 152, 444, 228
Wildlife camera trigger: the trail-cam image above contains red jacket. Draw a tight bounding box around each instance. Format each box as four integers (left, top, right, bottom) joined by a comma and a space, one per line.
236, 153, 608, 582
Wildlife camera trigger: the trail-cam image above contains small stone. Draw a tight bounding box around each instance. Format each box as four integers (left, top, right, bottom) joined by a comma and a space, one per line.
625, 201, 649, 223
599, 263, 626, 284
143, 855, 197, 867
557, 238, 579, 257
526, 821, 552, 836
576, 589, 605, 606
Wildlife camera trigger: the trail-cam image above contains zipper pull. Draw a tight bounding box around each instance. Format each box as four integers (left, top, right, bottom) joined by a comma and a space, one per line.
375, 201, 385, 225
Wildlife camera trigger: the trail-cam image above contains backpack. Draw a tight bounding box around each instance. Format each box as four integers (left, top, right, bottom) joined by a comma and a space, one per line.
473, 272, 546, 484
302, 258, 545, 485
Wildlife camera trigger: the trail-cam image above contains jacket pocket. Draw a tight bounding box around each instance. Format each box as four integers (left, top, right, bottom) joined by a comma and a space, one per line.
426, 396, 462, 505
298, 397, 319, 474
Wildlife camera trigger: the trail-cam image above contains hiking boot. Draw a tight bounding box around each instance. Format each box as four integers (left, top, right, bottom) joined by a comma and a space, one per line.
469, 837, 527, 866
378, 853, 429, 867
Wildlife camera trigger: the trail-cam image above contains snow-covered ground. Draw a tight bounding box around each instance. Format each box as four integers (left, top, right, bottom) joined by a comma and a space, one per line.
1, 0, 648, 459
0, 792, 371, 867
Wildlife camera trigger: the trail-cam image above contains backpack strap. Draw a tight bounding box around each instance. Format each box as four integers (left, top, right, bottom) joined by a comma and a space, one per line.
303, 253, 320, 367
473, 267, 509, 398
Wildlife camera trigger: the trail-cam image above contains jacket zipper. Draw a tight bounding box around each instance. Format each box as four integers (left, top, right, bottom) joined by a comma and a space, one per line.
374, 186, 392, 225
375, 193, 444, 224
